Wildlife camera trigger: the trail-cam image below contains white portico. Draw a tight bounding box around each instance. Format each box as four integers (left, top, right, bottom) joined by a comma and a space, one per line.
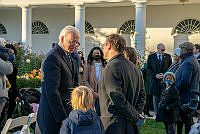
0, 0, 200, 56
0, 0, 148, 55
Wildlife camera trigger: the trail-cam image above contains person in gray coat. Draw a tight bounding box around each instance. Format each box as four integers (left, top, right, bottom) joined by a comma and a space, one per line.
98, 34, 146, 134
0, 57, 13, 117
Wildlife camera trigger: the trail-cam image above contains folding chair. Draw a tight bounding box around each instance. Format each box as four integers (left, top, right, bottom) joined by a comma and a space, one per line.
1, 113, 36, 134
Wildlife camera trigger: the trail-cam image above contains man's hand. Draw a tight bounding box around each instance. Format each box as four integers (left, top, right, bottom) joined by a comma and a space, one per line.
156, 73, 163, 79
156, 74, 161, 79
139, 114, 144, 119
159, 73, 163, 79
139, 114, 146, 124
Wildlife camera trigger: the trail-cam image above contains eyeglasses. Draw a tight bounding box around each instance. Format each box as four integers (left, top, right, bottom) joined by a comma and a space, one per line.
100, 43, 105, 49
68, 41, 80, 46
101, 42, 109, 49
161, 49, 165, 52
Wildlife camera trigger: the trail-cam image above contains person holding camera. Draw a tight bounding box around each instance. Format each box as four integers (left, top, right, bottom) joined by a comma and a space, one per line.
0, 38, 14, 61
156, 72, 181, 134
175, 42, 200, 134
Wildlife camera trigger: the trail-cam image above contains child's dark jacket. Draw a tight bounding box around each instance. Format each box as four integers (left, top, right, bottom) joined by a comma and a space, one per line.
60, 110, 104, 134
156, 84, 181, 122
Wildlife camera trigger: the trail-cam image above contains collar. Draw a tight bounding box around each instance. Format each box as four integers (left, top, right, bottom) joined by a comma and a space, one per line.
195, 53, 200, 58
180, 52, 193, 60
57, 43, 70, 56
156, 52, 163, 57
109, 53, 124, 63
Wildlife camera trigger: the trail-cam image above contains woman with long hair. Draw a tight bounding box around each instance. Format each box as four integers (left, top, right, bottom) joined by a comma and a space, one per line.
124, 47, 138, 67
83, 47, 106, 98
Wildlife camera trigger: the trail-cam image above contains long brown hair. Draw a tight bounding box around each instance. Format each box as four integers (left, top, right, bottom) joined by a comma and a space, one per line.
124, 47, 138, 67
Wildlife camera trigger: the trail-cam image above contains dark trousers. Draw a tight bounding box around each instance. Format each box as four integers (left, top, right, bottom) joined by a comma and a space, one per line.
177, 121, 193, 134
143, 95, 153, 114
8, 93, 17, 118
164, 122, 176, 134
0, 102, 9, 131
177, 109, 194, 134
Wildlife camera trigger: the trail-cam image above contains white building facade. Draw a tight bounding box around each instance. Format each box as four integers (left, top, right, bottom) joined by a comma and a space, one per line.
0, 0, 200, 57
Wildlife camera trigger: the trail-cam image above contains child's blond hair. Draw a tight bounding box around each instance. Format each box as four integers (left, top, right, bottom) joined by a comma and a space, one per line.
71, 86, 94, 111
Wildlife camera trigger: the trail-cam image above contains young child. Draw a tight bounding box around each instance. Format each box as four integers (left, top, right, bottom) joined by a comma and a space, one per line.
0, 38, 14, 61
60, 86, 104, 134
156, 72, 181, 134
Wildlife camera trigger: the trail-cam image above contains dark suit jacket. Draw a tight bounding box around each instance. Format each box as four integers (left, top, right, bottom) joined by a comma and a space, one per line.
99, 54, 146, 134
37, 45, 78, 134
147, 53, 172, 96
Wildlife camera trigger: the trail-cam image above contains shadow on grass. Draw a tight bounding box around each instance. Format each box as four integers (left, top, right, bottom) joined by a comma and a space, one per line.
141, 119, 165, 134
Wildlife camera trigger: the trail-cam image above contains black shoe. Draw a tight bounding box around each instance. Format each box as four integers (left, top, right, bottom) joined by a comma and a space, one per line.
144, 112, 153, 117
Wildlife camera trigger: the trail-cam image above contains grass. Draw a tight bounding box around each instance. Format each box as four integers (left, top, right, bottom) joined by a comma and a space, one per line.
7, 118, 185, 134
141, 118, 166, 134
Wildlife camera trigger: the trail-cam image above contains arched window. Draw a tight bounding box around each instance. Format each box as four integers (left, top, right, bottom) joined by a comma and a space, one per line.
73, 21, 94, 34
32, 21, 49, 34
85, 21, 94, 34
0, 23, 7, 34
172, 19, 200, 35
118, 20, 135, 34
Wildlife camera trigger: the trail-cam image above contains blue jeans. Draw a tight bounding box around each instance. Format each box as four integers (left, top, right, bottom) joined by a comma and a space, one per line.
153, 96, 159, 115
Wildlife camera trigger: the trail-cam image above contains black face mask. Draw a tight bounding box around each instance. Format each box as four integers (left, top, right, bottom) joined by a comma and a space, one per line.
93, 55, 101, 61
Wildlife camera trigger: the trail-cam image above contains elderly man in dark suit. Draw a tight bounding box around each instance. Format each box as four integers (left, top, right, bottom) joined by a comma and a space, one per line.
37, 26, 79, 134
147, 43, 172, 115
99, 34, 146, 134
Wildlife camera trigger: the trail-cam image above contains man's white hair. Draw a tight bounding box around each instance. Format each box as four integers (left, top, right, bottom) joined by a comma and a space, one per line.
59, 26, 79, 40
0, 38, 6, 46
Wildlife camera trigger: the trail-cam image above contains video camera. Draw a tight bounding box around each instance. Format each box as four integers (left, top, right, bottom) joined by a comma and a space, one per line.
181, 90, 200, 117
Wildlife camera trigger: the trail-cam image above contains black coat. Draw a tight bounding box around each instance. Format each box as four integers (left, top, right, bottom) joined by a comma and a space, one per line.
7, 65, 18, 118
7, 65, 18, 96
156, 84, 181, 122
98, 54, 146, 134
37, 45, 78, 134
175, 53, 200, 104
147, 53, 172, 96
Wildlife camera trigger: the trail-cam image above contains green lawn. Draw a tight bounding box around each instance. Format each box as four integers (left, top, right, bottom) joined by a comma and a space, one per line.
141, 118, 166, 134
7, 118, 184, 134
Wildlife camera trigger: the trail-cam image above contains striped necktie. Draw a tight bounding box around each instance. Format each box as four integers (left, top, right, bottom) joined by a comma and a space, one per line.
158, 55, 162, 65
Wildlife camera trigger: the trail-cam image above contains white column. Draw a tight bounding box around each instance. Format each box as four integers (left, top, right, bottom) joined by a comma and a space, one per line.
134, 2, 146, 57
75, 5, 85, 55
21, 6, 32, 51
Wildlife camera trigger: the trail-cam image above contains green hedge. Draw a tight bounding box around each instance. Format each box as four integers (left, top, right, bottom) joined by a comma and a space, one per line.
16, 78, 41, 89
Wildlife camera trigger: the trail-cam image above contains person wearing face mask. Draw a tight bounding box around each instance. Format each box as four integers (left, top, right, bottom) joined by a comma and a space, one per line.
175, 42, 200, 134
83, 47, 106, 101
156, 72, 181, 134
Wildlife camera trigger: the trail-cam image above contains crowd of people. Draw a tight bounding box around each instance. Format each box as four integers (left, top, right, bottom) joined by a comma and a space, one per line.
0, 25, 200, 134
